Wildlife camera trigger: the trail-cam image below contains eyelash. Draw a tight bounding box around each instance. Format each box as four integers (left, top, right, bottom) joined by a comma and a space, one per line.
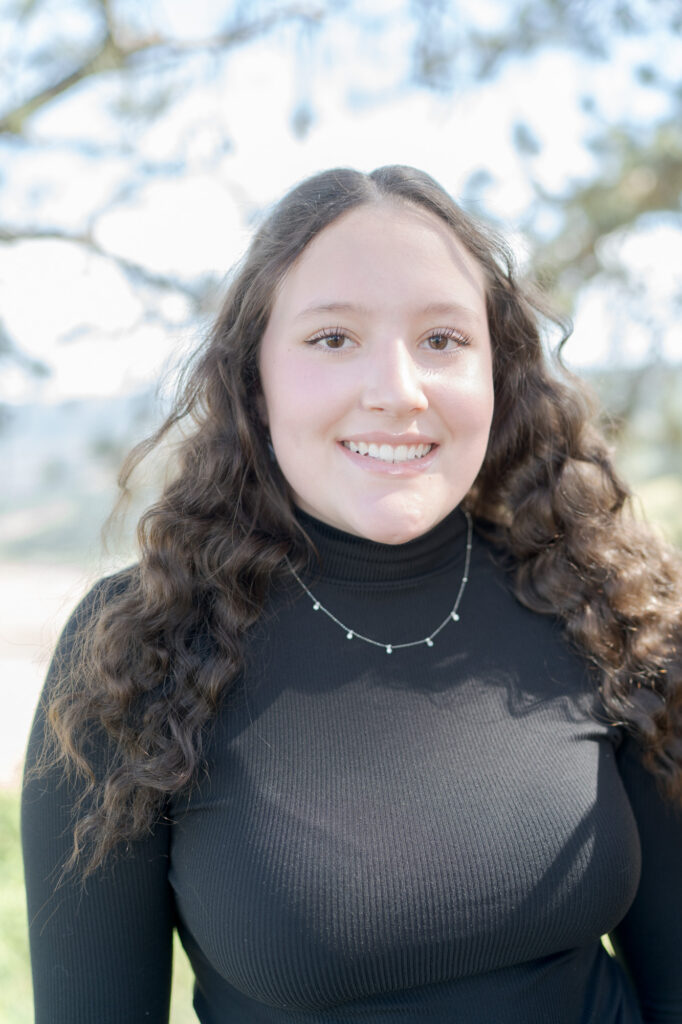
304, 326, 472, 352
423, 327, 471, 351
304, 327, 351, 350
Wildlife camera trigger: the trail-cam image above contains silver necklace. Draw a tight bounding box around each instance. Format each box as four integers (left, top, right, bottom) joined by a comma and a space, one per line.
285, 509, 473, 654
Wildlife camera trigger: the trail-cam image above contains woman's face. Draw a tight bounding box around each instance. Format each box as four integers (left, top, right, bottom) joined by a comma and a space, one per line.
258, 201, 494, 544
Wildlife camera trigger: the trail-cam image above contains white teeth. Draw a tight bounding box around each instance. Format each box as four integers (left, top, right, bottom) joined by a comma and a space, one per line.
344, 441, 434, 462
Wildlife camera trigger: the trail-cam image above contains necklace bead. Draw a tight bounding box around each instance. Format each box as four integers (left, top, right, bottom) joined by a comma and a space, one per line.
286, 510, 473, 654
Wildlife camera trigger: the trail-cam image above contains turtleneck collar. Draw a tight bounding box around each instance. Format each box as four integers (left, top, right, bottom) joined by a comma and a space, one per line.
294, 506, 469, 585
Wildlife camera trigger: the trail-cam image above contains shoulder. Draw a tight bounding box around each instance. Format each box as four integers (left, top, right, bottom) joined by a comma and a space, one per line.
59, 565, 139, 638
44, 565, 140, 698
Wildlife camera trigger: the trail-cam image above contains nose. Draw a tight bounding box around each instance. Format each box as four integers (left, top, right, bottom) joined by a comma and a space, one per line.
360, 339, 428, 415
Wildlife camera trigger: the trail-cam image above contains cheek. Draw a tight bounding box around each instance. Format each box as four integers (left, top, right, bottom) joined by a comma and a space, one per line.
438, 369, 495, 432
264, 360, 352, 434
260, 354, 304, 429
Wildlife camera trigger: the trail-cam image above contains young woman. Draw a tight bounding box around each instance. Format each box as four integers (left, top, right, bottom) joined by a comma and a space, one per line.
22, 166, 682, 1023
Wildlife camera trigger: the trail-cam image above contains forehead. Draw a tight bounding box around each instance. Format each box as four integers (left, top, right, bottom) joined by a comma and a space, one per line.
270, 200, 488, 319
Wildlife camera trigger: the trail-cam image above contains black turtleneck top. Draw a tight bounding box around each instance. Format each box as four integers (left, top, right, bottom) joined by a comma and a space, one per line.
22, 510, 682, 1023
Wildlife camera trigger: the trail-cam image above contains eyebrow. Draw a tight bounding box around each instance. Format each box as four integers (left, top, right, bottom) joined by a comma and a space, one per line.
294, 301, 483, 323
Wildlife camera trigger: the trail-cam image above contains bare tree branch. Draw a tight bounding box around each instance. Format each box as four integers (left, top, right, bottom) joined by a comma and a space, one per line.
530, 127, 682, 307
0, 2, 326, 134
0, 224, 209, 303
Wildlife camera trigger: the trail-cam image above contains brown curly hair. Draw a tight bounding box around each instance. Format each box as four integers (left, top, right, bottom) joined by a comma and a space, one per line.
40, 165, 682, 876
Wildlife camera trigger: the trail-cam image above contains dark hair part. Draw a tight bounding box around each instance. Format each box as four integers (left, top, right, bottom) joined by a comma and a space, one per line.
40, 165, 682, 875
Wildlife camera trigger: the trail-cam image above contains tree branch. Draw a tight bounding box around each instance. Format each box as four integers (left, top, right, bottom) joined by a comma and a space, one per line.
0, 224, 209, 303
0, 3, 326, 134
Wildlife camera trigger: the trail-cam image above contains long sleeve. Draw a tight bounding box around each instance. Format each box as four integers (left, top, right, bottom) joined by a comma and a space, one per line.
610, 737, 682, 1024
21, 589, 176, 1024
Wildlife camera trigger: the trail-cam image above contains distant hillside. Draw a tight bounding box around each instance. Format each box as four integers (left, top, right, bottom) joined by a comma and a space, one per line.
1, 363, 681, 562
1, 391, 162, 563
586, 361, 682, 484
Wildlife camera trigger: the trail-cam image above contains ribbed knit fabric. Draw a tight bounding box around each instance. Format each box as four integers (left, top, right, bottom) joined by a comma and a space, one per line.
22, 509, 682, 1023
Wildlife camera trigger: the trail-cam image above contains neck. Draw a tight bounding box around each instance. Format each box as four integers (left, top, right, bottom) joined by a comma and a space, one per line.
293, 505, 470, 585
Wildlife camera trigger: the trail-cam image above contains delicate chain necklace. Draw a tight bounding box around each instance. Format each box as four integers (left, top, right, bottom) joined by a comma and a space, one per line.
285, 510, 473, 654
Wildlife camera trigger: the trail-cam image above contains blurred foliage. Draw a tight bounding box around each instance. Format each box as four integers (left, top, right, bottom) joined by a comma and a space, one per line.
531, 124, 682, 315
1, 0, 681, 325
410, 0, 682, 84
0, 0, 680, 482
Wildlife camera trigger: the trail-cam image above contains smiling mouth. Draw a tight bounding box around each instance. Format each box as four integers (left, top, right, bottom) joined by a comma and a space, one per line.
341, 441, 436, 463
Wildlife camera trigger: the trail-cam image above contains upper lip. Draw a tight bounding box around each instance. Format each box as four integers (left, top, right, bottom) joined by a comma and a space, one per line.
340, 433, 438, 445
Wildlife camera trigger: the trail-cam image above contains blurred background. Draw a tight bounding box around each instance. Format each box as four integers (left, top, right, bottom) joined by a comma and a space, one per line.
1, 1, 681, 1020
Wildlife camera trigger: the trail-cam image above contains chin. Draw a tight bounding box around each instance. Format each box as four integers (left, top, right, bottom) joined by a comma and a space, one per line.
371, 529, 428, 546
346, 505, 448, 546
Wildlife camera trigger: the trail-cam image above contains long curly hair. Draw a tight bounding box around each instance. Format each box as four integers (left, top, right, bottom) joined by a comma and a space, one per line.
41, 165, 682, 875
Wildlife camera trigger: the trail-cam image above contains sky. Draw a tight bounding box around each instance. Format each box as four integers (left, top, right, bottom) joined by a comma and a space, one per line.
1, 1, 681, 405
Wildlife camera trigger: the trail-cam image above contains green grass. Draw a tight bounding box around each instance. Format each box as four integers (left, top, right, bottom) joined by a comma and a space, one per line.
170, 937, 196, 1024
0, 788, 197, 1023
0, 791, 32, 1024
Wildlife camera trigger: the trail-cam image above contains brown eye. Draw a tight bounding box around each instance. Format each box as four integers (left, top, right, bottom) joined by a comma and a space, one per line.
421, 329, 470, 352
325, 334, 346, 349
305, 329, 355, 351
